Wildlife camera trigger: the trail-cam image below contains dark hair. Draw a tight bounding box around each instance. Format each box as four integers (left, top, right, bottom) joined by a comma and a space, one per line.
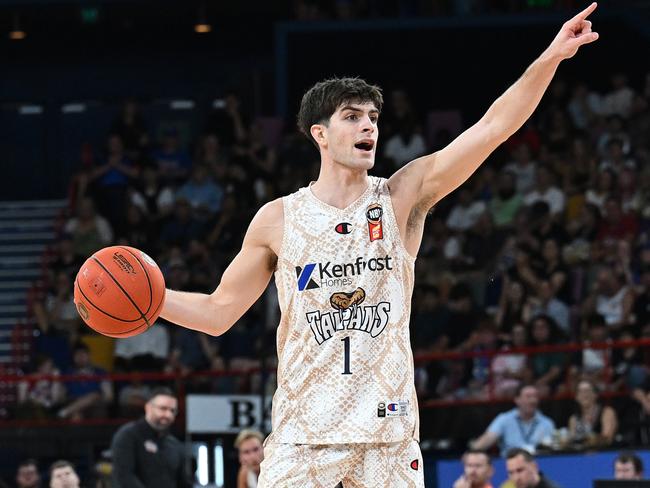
515, 383, 537, 398
72, 342, 89, 353
463, 449, 492, 465
297, 77, 383, 147
49, 460, 75, 475
17, 458, 38, 469
147, 386, 176, 402
506, 447, 535, 462
615, 451, 644, 474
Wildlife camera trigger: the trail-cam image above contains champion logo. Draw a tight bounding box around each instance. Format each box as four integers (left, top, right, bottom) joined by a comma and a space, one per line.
295, 264, 319, 291
335, 222, 352, 234
410, 459, 419, 471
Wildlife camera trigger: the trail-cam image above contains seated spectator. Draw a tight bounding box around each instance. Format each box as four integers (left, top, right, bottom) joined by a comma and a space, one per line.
48, 460, 80, 488
505, 448, 560, 488
600, 137, 636, 174
151, 127, 192, 185
205, 92, 248, 147
496, 279, 528, 333
446, 188, 487, 233
612, 327, 646, 390
63, 197, 113, 259
567, 81, 602, 130
117, 378, 153, 418
47, 235, 84, 283
130, 164, 175, 221
489, 170, 523, 229
113, 323, 170, 372
116, 203, 153, 251
492, 323, 530, 398
585, 168, 616, 212
453, 450, 494, 488
234, 429, 264, 488
470, 384, 555, 456
383, 116, 427, 168
17, 354, 65, 419
110, 98, 149, 162
185, 239, 220, 293
15, 459, 41, 488
523, 166, 565, 217
504, 143, 537, 195
32, 271, 83, 341
596, 197, 639, 249
527, 280, 570, 335
584, 267, 635, 330
601, 73, 635, 119
571, 314, 611, 389
89, 133, 138, 234
567, 379, 618, 448
614, 451, 644, 480
458, 321, 500, 399
175, 164, 224, 219
528, 315, 566, 397
58, 343, 113, 420
159, 198, 205, 250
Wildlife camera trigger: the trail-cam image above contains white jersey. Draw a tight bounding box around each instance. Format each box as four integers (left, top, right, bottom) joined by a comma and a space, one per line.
270, 176, 418, 444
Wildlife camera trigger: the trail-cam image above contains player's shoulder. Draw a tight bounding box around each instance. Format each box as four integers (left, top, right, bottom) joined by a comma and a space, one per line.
246, 198, 285, 251
252, 197, 284, 226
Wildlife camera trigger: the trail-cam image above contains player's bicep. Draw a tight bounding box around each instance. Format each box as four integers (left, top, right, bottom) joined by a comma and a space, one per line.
208, 200, 282, 330
210, 235, 276, 323
415, 119, 501, 206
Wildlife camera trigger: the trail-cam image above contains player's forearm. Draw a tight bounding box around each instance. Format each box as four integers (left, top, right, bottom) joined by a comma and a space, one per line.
160, 289, 229, 336
483, 50, 562, 142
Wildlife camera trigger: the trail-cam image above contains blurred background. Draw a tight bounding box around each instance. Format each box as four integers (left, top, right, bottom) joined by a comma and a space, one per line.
1, 0, 650, 486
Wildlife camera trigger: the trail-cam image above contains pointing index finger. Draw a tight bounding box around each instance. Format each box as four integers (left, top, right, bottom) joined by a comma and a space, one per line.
570, 2, 597, 23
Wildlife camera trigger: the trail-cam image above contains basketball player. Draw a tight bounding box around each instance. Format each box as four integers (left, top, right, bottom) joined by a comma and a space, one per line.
160, 5, 598, 486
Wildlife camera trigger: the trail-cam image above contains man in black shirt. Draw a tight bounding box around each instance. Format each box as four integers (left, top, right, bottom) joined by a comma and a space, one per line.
111, 387, 190, 488
505, 448, 560, 488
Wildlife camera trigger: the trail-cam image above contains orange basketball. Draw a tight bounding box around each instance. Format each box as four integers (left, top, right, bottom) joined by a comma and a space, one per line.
73, 246, 166, 338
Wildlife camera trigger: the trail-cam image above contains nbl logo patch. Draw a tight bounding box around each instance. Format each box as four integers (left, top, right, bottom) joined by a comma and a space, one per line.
366, 203, 383, 241
295, 264, 319, 291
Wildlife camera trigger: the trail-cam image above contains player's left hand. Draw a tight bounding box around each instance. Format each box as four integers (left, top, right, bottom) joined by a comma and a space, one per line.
549, 2, 599, 60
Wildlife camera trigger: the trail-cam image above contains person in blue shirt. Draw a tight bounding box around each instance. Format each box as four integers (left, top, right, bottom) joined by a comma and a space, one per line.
470, 384, 555, 456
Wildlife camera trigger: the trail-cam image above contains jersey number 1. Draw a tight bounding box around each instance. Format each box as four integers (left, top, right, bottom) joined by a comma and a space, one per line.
341, 336, 352, 375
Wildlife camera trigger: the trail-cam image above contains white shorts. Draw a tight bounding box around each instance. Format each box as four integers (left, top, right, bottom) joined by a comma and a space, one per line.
258, 438, 424, 488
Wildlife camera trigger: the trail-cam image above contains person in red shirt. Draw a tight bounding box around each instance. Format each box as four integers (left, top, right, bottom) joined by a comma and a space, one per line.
454, 450, 494, 488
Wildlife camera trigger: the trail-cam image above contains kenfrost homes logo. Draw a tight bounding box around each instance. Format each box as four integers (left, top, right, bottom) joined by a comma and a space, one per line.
295, 255, 393, 291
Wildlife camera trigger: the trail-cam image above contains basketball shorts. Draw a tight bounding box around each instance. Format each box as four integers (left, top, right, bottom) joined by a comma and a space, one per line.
257, 438, 424, 488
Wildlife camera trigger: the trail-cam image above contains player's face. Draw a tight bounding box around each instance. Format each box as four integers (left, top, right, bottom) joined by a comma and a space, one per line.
145, 394, 178, 431
319, 102, 379, 171
506, 455, 538, 488
49, 467, 80, 488
615, 461, 641, 479
463, 453, 493, 485
238, 437, 264, 468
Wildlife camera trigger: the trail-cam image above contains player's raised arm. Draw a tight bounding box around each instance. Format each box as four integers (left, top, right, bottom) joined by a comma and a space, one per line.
160, 199, 283, 336
391, 2, 599, 209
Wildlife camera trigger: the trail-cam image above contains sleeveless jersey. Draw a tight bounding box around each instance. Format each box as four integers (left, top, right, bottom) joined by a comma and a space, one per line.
271, 176, 418, 444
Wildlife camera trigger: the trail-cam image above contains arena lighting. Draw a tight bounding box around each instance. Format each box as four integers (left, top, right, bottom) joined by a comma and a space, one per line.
197, 444, 209, 485
214, 443, 225, 487
170, 99, 195, 110
8, 14, 25, 40
194, 2, 211, 33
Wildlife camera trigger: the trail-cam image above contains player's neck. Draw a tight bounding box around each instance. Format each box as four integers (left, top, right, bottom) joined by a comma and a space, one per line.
311, 166, 369, 210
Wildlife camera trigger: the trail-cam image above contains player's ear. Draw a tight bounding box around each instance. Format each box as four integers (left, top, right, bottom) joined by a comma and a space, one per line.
310, 124, 327, 146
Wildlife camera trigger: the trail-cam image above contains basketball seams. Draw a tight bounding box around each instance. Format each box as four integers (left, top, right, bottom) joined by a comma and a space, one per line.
90, 257, 151, 328
75, 278, 142, 323
118, 246, 155, 315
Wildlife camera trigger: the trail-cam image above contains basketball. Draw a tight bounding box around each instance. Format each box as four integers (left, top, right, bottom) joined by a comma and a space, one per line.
73, 246, 166, 338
